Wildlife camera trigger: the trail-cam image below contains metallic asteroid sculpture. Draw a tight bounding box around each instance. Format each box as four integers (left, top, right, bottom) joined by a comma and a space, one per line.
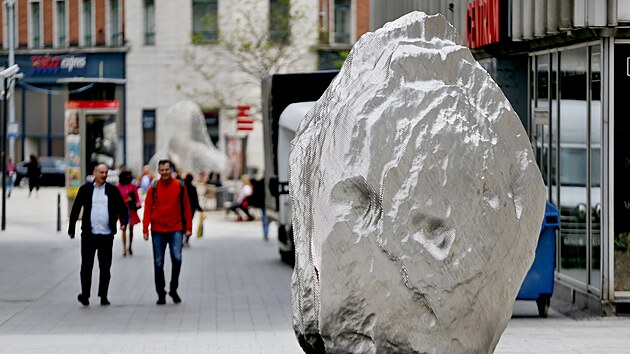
289, 12, 546, 354
149, 101, 228, 176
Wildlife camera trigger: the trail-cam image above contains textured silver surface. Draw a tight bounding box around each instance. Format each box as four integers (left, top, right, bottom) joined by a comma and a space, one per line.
149, 101, 228, 176
289, 12, 546, 354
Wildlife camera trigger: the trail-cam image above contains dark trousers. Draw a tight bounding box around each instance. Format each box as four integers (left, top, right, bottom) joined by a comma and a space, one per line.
80, 233, 114, 298
151, 231, 183, 296
229, 202, 252, 218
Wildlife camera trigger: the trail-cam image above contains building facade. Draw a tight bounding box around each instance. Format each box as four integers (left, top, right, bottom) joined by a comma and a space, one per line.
316, 0, 370, 69
1, 0, 319, 178
1, 0, 126, 164
371, 0, 630, 314
124, 0, 318, 178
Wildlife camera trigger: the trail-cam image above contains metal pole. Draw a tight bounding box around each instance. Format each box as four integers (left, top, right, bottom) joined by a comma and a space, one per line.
57, 193, 61, 232
6, 0, 16, 161
2, 77, 7, 231
0, 65, 19, 231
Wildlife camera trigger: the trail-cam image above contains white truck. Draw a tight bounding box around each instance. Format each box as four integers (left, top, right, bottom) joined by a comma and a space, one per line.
261, 71, 338, 266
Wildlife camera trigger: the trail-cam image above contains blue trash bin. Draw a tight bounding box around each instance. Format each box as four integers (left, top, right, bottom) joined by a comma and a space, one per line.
516, 201, 560, 318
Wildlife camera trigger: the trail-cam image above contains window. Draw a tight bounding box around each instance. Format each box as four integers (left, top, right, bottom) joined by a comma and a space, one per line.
142, 110, 156, 164
557, 47, 589, 284
269, 0, 289, 43
83, 0, 93, 46
144, 0, 155, 45
109, 0, 121, 45
589, 46, 601, 288
30, 1, 42, 48
56, 1, 67, 47
334, 0, 351, 44
204, 111, 220, 146
192, 0, 218, 44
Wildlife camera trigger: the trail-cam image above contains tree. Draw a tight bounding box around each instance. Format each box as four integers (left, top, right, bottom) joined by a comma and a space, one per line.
182, 0, 317, 114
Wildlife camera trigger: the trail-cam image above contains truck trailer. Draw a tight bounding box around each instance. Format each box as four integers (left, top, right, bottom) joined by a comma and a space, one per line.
261, 71, 338, 266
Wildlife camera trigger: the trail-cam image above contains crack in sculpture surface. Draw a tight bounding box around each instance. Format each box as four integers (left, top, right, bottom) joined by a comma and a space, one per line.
289, 12, 546, 354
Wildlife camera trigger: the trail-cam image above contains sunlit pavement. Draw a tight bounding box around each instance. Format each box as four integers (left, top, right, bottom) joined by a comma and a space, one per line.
0, 187, 629, 353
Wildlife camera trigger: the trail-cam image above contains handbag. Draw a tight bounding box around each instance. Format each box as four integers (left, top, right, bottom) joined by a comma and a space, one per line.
196, 212, 206, 238
128, 191, 139, 210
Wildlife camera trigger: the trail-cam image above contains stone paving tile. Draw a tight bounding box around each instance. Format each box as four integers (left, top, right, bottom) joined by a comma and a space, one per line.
0, 187, 301, 353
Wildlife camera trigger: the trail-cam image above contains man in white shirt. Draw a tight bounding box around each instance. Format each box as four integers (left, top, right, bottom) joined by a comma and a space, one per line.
68, 164, 128, 306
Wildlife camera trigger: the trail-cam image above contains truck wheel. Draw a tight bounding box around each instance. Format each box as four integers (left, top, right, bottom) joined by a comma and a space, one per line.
279, 226, 295, 267
536, 296, 550, 318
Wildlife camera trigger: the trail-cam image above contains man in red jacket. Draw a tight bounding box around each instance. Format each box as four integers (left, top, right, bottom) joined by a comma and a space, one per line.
143, 159, 192, 305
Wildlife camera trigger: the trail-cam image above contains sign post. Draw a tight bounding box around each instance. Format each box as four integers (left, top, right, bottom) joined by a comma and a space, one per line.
7, 121, 17, 138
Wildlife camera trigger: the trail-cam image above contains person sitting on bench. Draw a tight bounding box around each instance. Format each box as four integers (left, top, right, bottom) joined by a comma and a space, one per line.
228, 176, 254, 221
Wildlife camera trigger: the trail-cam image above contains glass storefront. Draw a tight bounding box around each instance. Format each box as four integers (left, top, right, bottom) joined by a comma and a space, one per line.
590, 46, 601, 288
613, 43, 630, 292
559, 46, 589, 284
531, 44, 602, 290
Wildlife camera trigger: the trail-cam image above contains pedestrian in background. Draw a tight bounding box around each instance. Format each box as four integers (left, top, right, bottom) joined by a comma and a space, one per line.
228, 176, 254, 221
25, 154, 41, 197
183, 173, 203, 247
68, 164, 129, 306
143, 159, 192, 305
207, 172, 222, 188
117, 171, 141, 256
138, 164, 154, 196
5, 157, 16, 198
250, 178, 269, 240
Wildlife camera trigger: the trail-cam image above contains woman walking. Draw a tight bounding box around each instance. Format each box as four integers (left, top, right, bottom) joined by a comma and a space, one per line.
6, 157, 16, 198
183, 173, 203, 247
117, 171, 141, 256
25, 154, 41, 197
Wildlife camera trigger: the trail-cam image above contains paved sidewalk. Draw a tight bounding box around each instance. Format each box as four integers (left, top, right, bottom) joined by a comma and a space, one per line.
0, 187, 298, 353
0, 187, 629, 353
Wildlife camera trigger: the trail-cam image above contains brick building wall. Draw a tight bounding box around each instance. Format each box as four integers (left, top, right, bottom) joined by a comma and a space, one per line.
18, 0, 26, 47
0, 5, 3, 48
355, 0, 369, 39
95, 0, 105, 45
69, 0, 79, 46
44, 0, 53, 46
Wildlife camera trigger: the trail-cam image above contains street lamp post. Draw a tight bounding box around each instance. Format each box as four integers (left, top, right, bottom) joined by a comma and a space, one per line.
0, 64, 20, 231
5, 0, 16, 161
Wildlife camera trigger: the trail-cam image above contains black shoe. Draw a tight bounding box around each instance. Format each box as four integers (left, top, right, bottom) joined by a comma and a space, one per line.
169, 291, 181, 304
156, 295, 166, 305
100, 297, 110, 306
128, 248, 133, 255
77, 294, 89, 306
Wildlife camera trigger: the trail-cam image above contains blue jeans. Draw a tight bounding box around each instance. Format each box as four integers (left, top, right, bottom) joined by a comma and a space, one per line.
151, 231, 183, 296
261, 207, 269, 238
5, 173, 15, 196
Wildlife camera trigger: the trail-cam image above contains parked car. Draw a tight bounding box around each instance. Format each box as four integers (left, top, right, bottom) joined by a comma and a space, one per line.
15, 156, 66, 187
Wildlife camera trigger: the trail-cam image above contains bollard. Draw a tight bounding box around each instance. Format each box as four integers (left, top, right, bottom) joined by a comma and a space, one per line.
57, 193, 61, 232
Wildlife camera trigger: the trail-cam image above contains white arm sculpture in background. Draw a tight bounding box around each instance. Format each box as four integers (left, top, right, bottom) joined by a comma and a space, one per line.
149, 100, 228, 178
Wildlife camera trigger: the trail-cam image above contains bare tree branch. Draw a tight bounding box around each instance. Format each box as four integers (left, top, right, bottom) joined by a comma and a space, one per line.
182, 0, 315, 113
